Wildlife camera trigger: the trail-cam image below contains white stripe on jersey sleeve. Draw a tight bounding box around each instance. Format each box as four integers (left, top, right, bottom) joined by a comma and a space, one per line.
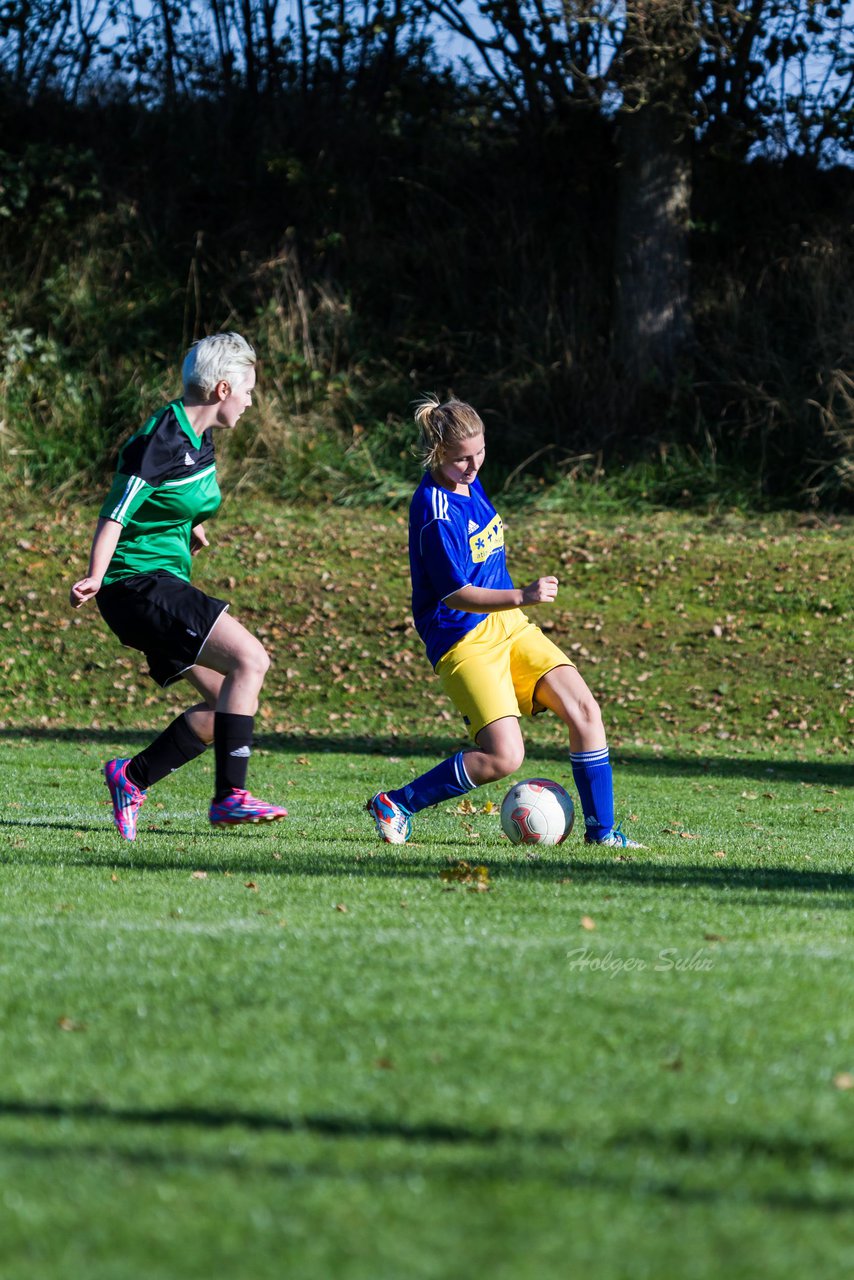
107, 474, 148, 524
430, 486, 451, 522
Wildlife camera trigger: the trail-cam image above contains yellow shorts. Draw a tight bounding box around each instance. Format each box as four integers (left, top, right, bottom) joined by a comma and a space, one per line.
435, 609, 574, 740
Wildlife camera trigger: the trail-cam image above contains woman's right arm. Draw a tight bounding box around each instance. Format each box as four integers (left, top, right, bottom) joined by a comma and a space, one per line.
443, 577, 559, 614
69, 518, 123, 608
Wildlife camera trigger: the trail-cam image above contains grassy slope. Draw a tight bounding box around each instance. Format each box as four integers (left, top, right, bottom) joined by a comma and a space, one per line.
2, 496, 851, 753
0, 497, 852, 1279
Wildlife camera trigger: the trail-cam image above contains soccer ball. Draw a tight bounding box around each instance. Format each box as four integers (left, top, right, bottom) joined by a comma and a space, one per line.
500, 778, 575, 846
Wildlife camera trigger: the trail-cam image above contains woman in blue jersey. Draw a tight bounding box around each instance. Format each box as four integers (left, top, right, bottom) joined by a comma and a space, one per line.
367, 394, 643, 848
70, 332, 287, 840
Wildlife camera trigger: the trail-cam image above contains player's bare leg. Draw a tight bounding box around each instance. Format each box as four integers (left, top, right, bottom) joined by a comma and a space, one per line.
195, 613, 287, 827
367, 717, 524, 844
534, 665, 643, 848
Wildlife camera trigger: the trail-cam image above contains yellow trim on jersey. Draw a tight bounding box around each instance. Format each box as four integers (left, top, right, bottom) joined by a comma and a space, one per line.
435, 608, 574, 740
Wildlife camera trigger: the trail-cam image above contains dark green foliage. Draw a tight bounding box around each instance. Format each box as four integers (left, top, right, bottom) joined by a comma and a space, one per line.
0, 51, 851, 508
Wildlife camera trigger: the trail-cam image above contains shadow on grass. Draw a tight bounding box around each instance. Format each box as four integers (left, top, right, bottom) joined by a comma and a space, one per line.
1, 1098, 852, 1212
2, 818, 852, 901
0, 1096, 529, 1147
2, 728, 851, 787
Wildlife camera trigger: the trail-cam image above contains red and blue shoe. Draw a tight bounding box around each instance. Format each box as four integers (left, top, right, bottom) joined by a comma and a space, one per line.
104, 758, 147, 842
366, 792, 412, 845
209, 789, 288, 828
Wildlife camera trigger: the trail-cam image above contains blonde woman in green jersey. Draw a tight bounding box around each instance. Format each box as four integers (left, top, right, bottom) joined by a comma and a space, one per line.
70, 332, 287, 840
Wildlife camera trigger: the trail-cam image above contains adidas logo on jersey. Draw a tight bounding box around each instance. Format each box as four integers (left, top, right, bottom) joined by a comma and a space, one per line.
184, 452, 195, 465
468, 519, 479, 533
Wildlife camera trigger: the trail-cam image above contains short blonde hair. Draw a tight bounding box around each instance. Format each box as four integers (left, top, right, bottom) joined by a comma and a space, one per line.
414, 394, 484, 471
182, 331, 256, 398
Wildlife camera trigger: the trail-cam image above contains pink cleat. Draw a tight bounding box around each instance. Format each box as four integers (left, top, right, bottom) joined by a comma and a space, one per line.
209, 789, 288, 828
104, 758, 147, 841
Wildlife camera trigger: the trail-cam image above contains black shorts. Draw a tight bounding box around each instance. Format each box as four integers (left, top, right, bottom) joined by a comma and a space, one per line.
97, 571, 229, 688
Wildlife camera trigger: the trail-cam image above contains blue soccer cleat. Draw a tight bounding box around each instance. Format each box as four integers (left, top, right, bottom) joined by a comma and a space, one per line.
366, 792, 412, 844
585, 823, 645, 849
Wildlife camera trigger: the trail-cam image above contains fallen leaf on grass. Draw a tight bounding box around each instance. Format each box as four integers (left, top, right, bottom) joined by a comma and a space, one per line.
439, 861, 491, 889
453, 797, 477, 815
580, 915, 596, 931
833, 1073, 854, 1091
375, 1057, 395, 1070
57, 1016, 85, 1032
191, 870, 207, 880
110, 874, 118, 883
244, 881, 258, 892
712, 850, 727, 859
335, 903, 349, 913
704, 932, 726, 942
680, 831, 700, 839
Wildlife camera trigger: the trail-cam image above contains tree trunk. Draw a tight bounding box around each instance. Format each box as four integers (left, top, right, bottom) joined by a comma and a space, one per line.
612, 100, 693, 381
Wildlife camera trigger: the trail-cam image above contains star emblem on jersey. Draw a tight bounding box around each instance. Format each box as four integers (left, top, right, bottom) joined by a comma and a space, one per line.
184, 452, 195, 465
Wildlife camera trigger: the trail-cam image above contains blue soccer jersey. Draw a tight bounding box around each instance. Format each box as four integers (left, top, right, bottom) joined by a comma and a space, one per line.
409, 473, 514, 667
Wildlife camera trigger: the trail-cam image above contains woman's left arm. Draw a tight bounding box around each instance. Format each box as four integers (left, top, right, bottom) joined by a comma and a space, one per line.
191, 524, 210, 555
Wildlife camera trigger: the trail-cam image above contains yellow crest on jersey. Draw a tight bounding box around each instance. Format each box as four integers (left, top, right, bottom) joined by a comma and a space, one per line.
469, 515, 504, 563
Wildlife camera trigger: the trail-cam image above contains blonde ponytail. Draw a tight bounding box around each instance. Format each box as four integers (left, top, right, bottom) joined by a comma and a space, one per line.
414, 394, 485, 471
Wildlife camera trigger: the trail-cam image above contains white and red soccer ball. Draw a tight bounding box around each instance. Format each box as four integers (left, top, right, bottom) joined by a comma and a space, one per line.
500, 778, 575, 846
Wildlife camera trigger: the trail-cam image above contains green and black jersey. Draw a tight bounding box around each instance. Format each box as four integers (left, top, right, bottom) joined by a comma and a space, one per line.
99, 401, 221, 586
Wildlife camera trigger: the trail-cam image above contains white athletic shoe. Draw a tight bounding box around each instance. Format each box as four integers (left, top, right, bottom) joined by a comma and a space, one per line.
585, 824, 646, 849
366, 792, 412, 844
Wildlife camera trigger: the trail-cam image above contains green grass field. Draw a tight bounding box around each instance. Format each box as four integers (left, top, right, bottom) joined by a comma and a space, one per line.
0, 499, 852, 1278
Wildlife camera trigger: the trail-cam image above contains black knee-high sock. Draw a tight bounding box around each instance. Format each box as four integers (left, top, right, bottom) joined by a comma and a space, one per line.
213, 712, 254, 800
126, 714, 209, 790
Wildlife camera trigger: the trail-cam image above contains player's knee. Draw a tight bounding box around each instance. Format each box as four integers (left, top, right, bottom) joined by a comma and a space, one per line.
484, 740, 525, 780
237, 639, 270, 685
574, 692, 603, 733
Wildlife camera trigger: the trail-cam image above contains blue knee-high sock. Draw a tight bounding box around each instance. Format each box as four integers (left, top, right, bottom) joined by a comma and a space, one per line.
571, 747, 614, 841
389, 751, 476, 815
